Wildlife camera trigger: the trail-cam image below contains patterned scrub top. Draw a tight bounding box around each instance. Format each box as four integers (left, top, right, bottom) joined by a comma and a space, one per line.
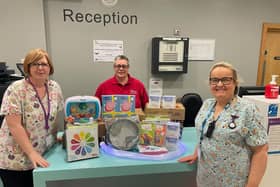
0, 79, 64, 170
195, 97, 267, 187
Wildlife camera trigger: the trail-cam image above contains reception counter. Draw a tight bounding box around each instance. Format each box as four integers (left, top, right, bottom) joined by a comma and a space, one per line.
31, 127, 197, 187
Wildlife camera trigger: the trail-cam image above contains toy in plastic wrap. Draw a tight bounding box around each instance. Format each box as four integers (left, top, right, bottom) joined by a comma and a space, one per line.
154, 123, 167, 147
165, 121, 180, 151
137, 145, 168, 155
102, 95, 136, 118
65, 96, 100, 161
139, 123, 155, 146
65, 96, 101, 123
100, 118, 187, 160
105, 117, 139, 151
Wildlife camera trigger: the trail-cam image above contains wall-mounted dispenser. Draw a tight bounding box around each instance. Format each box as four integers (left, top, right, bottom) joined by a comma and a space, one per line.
152, 37, 189, 74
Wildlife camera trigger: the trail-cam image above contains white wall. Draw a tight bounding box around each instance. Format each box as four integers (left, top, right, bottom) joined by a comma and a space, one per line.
1, 0, 280, 99
0, 0, 46, 73
43, 0, 280, 99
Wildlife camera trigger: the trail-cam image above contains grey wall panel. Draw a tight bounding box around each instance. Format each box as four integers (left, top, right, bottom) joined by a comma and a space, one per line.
0, 0, 46, 74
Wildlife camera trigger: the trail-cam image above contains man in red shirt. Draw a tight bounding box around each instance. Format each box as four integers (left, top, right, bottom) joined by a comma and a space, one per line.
95, 55, 149, 110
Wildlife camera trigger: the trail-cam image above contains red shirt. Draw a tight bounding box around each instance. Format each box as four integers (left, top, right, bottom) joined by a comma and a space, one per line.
95, 75, 149, 109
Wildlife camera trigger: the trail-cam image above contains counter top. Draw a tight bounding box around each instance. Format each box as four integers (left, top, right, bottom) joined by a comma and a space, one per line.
33, 127, 197, 187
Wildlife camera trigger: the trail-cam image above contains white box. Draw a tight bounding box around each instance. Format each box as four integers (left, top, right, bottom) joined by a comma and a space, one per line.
243, 96, 280, 153
66, 123, 99, 161
162, 95, 176, 109
243, 96, 280, 131
148, 95, 161, 108
243, 96, 280, 118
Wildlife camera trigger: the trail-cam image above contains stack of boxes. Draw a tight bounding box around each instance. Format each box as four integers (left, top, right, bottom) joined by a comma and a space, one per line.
64, 96, 100, 161
145, 95, 185, 121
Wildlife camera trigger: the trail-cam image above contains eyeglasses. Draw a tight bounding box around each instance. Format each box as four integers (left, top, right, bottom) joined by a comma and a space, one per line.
114, 64, 129, 69
30, 62, 49, 68
209, 77, 233, 85
205, 120, 216, 138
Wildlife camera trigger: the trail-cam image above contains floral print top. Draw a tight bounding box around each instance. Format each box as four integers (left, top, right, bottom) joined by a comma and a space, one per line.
195, 97, 267, 187
0, 79, 64, 170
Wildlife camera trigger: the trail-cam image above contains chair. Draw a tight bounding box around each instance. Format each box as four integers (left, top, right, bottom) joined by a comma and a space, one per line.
181, 93, 203, 127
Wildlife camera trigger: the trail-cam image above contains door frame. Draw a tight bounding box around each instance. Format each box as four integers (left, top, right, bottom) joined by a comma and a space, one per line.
257, 23, 280, 86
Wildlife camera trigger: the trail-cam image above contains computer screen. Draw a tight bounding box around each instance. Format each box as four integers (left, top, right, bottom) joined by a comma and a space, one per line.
238, 86, 265, 97
16, 63, 25, 76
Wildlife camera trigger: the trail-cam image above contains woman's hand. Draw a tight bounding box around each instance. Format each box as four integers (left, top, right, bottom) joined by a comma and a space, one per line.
178, 147, 198, 164
27, 151, 49, 168
178, 154, 198, 164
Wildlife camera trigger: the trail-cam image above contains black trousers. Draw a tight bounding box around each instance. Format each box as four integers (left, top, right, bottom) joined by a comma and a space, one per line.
0, 169, 33, 187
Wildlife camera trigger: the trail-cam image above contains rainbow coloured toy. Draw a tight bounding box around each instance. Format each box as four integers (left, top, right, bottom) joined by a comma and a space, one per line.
65, 96, 100, 161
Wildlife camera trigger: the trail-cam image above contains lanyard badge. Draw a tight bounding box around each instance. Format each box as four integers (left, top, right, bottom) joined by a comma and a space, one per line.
27, 78, 51, 130
228, 114, 238, 129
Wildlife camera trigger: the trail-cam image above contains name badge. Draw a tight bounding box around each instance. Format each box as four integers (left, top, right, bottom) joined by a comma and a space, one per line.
46, 134, 55, 148
198, 146, 201, 159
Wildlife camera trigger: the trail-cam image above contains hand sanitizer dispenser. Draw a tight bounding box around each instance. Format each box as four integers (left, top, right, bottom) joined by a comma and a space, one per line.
265, 75, 279, 99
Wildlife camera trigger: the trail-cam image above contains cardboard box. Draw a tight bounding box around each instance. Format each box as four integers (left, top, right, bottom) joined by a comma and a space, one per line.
98, 120, 106, 139
144, 103, 185, 121
135, 108, 146, 121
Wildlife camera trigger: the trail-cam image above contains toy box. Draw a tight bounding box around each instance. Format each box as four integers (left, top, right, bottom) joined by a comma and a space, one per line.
65, 123, 99, 161
65, 96, 100, 161
102, 95, 136, 118
162, 95, 176, 109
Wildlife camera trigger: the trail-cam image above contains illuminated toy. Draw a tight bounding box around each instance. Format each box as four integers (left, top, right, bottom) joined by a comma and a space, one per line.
105, 117, 139, 151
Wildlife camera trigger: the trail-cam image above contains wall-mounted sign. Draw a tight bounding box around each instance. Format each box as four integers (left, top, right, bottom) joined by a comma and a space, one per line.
93, 40, 123, 62
188, 39, 215, 61
102, 0, 118, 7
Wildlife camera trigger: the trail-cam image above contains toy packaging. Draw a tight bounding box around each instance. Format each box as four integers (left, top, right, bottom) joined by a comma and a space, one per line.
165, 121, 180, 151
105, 117, 139, 151
66, 123, 99, 161
65, 96, 101, 123
154, 123, 167, 147
137, 145, 168, 155
65, 96, 100, 161
102, 95, 136, 118
139, 123, 155, 146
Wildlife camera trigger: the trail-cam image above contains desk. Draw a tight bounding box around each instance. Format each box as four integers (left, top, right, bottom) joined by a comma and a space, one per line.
32, 127, 197, 187
260, 154, 280, 187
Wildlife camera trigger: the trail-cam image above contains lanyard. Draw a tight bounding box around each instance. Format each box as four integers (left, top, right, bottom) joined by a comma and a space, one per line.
27, 78, 51, 130
199, 102, 230, 145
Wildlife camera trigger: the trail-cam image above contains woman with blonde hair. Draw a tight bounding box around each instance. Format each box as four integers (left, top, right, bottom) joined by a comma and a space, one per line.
179, 61, 268, 187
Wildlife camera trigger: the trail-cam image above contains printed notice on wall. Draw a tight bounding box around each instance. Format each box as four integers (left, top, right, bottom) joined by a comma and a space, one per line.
188, 39, 215, 61
93, 40, 123, 62
149, 77, 163, 96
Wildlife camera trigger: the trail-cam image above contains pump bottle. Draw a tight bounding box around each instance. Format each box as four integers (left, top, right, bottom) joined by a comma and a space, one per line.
265, 75, 279, 99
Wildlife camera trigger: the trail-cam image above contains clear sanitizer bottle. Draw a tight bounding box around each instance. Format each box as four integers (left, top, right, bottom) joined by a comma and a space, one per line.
265, 75, 279, 99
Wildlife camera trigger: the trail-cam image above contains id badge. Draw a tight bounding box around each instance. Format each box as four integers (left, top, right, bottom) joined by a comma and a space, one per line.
46, 134, 54, 148
198, 146, 201, 159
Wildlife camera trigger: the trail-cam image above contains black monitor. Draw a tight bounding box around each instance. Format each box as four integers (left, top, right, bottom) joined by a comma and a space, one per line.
16, 63, 25, 76
238, 86, 265, 97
